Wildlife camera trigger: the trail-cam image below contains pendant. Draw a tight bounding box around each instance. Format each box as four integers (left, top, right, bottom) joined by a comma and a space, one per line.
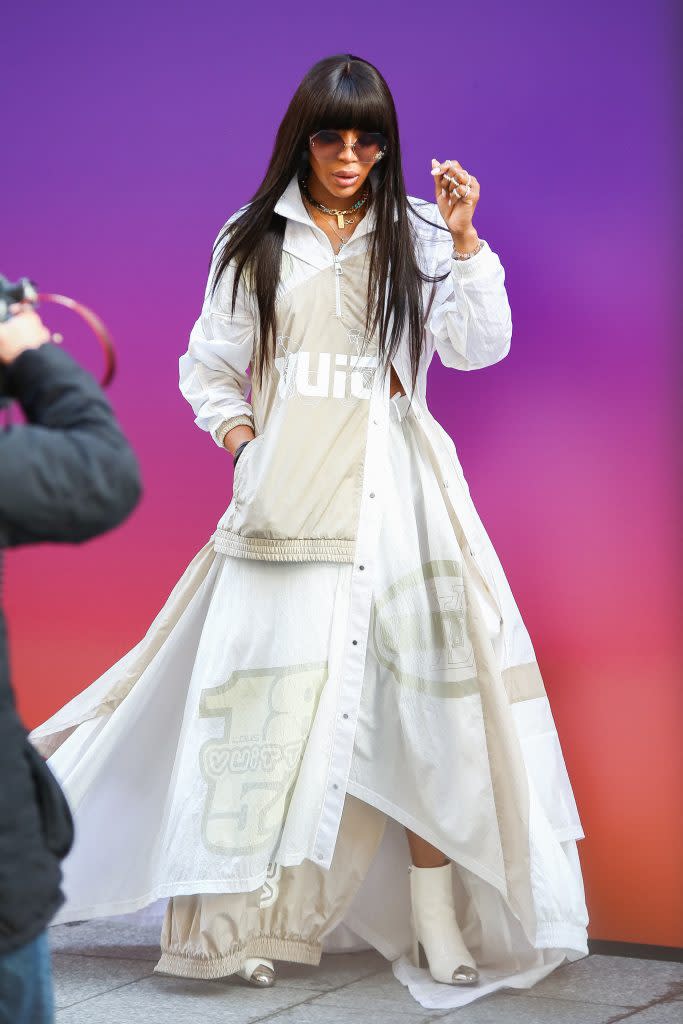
337, 213, 345, 229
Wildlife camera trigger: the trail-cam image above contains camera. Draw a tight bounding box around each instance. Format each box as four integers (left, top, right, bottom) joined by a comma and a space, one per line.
0, 275, 39, 411
0, 274, 38, 322
0, 274, 116, 412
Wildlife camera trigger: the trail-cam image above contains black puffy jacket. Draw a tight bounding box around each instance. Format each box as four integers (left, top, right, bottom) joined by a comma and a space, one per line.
0, 342, 143, 955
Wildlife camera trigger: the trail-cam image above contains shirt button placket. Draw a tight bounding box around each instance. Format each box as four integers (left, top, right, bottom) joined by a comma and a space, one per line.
316, 387, 385, 866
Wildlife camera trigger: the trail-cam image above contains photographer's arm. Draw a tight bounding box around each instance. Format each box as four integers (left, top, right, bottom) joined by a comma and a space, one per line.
0, 319, 143, 547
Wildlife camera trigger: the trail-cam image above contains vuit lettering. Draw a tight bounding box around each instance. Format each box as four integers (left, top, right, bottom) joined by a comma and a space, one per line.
274, 350, 379, 400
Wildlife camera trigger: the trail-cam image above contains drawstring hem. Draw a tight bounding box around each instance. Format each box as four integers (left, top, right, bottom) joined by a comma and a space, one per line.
154, 935, 323, 980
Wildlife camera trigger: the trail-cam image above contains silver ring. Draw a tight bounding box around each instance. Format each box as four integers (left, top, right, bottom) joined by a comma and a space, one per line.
444, 169, 472, 199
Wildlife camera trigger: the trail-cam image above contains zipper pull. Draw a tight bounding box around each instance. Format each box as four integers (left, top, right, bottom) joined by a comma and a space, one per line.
333, 258, 343, 317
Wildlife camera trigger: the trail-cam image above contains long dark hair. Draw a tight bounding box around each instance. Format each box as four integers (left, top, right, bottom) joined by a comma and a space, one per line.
209, 53, 451, 398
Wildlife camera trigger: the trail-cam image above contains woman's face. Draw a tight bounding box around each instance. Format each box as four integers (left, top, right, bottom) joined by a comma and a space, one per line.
307, 128, 377, 200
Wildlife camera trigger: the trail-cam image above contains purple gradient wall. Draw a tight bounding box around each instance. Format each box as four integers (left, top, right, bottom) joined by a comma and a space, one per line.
3, 2, 681, 946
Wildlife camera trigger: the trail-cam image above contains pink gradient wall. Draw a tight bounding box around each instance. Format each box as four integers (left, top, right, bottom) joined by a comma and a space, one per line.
3, 2, 681, 947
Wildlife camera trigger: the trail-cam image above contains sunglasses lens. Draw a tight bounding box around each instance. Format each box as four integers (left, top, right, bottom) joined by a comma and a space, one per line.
310, 131, 344, 160
355, 133, 387, 162
309, 131, 387, 163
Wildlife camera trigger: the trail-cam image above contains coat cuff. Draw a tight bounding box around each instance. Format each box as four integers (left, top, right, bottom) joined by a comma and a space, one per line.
449, 238, 495, 280
212, 413, 255, 449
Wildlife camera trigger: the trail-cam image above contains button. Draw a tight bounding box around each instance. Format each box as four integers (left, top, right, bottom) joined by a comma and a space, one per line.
359, 564, 365, 570
372, 418, 379, 425
352, 640, 358, 645
369, 492, 375, 498
317, 853, 324, 860
342, 713, 349, 719
333, 783, 339, 789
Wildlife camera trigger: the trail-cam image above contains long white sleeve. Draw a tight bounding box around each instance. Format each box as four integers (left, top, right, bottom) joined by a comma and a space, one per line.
426, 236, 513, 372
179, 218, 256, 447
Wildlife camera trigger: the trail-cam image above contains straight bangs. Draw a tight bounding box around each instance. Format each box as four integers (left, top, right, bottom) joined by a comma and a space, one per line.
307, 84, 389, 137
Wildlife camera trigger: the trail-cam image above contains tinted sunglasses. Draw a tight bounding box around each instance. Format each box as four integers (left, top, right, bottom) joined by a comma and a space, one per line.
308, 129, 388, 164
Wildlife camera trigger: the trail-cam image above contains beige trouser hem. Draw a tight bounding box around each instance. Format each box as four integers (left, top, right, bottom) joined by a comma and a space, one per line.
154, 936, 322, 980
153, 793, 388, 980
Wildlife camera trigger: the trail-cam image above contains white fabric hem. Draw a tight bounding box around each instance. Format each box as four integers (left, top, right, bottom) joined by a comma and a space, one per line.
345, 779, 508, 895
391, 946, 585, 1010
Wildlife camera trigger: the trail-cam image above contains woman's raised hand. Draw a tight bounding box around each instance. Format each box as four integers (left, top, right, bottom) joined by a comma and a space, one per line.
430, 158, 480, 250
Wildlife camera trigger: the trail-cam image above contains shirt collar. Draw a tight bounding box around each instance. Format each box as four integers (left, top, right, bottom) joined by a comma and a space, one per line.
273, 164, 398, 240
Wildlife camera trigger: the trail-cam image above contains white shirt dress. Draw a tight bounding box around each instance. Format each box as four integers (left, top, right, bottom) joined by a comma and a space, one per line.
28, 181, 590, 1011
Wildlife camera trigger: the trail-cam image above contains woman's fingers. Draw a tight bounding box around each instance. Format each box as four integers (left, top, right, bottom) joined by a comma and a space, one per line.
431, 158, 450, 201
431, 158, 476, 205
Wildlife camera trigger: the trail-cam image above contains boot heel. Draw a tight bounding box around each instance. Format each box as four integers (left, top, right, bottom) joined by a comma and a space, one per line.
409, 911, 428, 969
411, 916, 419, 968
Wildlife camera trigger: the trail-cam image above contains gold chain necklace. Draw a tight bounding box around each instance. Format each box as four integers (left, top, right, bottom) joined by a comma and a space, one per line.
300, 191, 365, 252
299, 171, 371, 229
303, 201, 363, 253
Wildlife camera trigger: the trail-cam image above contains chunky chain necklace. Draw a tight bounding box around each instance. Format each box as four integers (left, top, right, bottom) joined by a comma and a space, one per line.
298, 171, 371, 229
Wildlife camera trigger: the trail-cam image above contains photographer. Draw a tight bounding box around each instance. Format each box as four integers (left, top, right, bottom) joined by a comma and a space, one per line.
0, 303, 143, 1023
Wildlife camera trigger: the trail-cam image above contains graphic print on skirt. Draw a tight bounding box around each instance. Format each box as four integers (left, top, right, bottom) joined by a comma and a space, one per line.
370, 558, 479, 696
198, 662, 328, 857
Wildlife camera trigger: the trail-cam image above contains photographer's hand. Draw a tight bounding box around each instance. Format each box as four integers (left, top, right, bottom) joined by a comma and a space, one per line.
0, 302, 52, 364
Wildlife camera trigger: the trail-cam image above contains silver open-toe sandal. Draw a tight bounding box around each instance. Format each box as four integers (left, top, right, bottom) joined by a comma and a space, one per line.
236, 957, 276, 986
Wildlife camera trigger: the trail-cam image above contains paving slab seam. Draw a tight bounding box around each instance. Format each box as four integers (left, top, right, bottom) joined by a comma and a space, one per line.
504, 991, 645, 1008
240, 966, 402, 1023
599, 997, 683, 1024
52, 949, 160, 962
56, 972, 156, 1013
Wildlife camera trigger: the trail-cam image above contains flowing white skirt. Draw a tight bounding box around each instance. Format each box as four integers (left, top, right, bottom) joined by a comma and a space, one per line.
30, 391, 589, 1010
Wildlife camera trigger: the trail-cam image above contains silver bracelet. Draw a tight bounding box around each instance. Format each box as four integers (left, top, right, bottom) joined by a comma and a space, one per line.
452, 239, 484, 260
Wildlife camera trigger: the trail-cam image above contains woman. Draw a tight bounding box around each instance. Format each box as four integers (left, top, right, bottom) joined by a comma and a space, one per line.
28, 54, 589, 1011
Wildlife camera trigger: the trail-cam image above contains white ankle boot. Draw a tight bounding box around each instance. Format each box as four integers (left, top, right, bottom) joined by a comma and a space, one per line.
236, 957, 276, 986
408, 860, 479, 985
